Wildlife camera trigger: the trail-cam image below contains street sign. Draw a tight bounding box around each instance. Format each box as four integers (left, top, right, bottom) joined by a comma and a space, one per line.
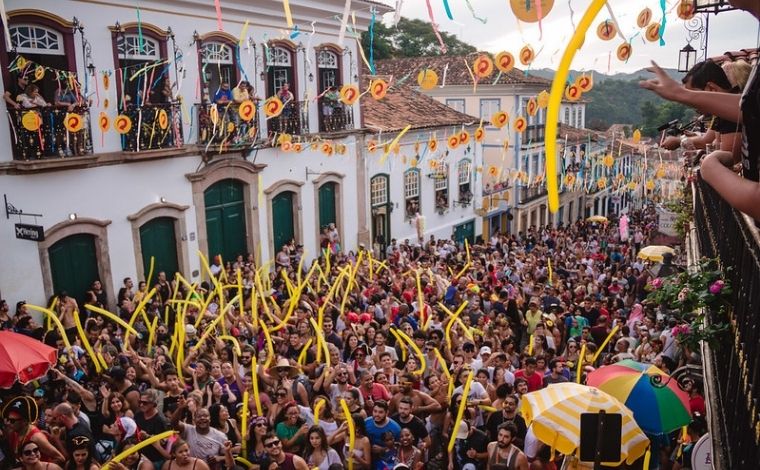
14, 223, 44, 241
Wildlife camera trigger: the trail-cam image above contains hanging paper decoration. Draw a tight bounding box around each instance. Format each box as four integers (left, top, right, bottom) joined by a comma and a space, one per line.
281, 141, 293, 152
370, 79, 389, 100
367, 140, 378, 152
336, 143, 347, 155
616, 42, 632, 61
495, 51, 515, 73
339, 84, 360, 105
16, 57, 28, 70
537, 90, 550, 109
293, 142, 303, 153
491, 111, 509, 129
417, 69, 439, 90
564, 174, 575, 186
628, 182, 638, 191
637, 8, 652, 28
282, 0, 294, 27
459, 131, 470, 145
21, 111, 41, 131
428, 136, 438, 152
392, 142, 401, 154
474, 127, 485, 142
98, 112, 110, 132
114, 115, 133, 134
488, 166, 498, 177
597, 177, 608, 189
596, 20, 616, 41
514, 116, 527, 133
677, 0, 695, 20
564, 84, 582, 101
321, 142, 334, 156
519, 45, 535, 66
238, 100, 256, 121
447, 135, 460, 149
526, 97, 538, 117
646, 180, 655, 190
277, 134, 292, 145
510, 0, 555, 23
576, 74, 593, 92
645, 23, 661, 42
633, 129, 642, 143
103, 73, 110, 91
33, 65, 45, 82
603, 154, 614, 168
209, 105, 220, 125
103, 98, 110, 109
64, 113, 84, 133
473, 54, 494, 78
264, 97, 284, 117
655, 165, 666, 179
157, 109, 169, 130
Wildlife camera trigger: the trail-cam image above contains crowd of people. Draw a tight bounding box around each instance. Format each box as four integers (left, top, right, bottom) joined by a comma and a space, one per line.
0, 208, 706, 470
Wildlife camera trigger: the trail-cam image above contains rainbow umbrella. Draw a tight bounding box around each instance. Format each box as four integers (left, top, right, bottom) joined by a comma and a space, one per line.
586, 359, 691, 436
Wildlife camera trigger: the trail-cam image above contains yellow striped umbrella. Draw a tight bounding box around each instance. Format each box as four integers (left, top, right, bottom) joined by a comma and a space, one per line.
637, 245, 675, 263
586, 215, 608, 223
520, 383, 649, 465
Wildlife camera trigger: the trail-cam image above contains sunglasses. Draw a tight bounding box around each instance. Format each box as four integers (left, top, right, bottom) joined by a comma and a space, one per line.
276, 392, 288, 397
265, 440, 281, 448
139, 400, 154, 405
6, 417, 20, 423
23, 448, 40, 457
255, 422, 268, 427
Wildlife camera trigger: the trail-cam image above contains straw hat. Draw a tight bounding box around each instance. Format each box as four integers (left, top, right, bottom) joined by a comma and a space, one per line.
271, 358, 301, 379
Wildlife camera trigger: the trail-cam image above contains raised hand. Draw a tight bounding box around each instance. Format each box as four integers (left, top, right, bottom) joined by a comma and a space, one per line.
639, 61, 685, 102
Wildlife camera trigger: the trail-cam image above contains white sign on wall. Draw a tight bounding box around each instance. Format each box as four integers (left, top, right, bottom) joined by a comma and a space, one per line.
691, 434, 713, 470
658, 208, 678, 237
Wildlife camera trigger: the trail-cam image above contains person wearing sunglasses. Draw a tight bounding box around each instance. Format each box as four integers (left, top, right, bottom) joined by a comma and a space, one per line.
3, 396, 65, 465
246, 416, 271, 467
17, 441, 63, 470
262, 434, 309, 470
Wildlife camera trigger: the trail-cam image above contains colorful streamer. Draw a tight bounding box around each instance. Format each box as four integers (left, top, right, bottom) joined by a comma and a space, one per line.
215, 0, 224, 31
337, 0, 352, 47
442, 0, 454, 20
282, 0, 293, 28
658, 0, 667, 46
425, 0, 448, 53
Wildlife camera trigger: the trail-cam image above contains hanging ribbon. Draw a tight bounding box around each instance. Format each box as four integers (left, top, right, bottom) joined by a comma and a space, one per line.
536, 0, 544, 40
282, 0, 293, 28
464, 0, 487, 24
136, 7, 145, 55
337, 0, 352, 47
214, 0, 224, 30
442, 0, 454, 20
658, 0, 667, 46
392, 0, 404, 26
425, 0, 448, 53
368, 7, 376, 74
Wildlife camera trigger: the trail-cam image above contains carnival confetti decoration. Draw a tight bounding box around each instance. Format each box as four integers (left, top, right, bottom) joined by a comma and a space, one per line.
491, 111, 509, 129
495, 51, 515, 73
519, 45, 535, 66
370, 79, 389, 100
114, 115, 133, 134
417, 68, 439, 90
473, 54, 494, 78
339, 84, 360, 105
264, 97, 284, 117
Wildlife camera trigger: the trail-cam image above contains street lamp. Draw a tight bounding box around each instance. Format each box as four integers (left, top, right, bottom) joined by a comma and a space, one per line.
678, 43, 697, 73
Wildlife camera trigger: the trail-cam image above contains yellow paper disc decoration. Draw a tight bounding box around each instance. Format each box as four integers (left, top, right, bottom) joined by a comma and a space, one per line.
367, 140, 378, 152
491, 111, 509, 129
633, 129, 642, 144
264, 97, 284, 117
519, 45, 535, 66
576, 74, 593, 93
114, 115, 133, 134
617, 42, 633, 61
16, 57, 27, 70
339, 84, 360, 105
293, 142, 303, 153
447, 135, 460, 150
321, 142, 334, 156
565, 84, 582, 101
238, 100, 256, 121
637, 8, 652, 28
370, 79, 389, 100
103, 98, 110, 109
459, 131, 470, 145
495, 52, 515, 73
646, 180, 655, 191
514, 117, 527, 133
537, 90, 550, 109
64, 113, 84, 132
510, 0, 556, 23
34, 66, 45, 82
103, 74, 110, 90
526, 97, 538, 117
21, 111, 42, 131
209, 105, 220, 125
474, 127, 485, 142
157, 109, 169, 130
603, 154, 614, 168
428, 137, 438, 152
473, 54, 494, 78
417, 69, 439, 90
596, 20, 616, 41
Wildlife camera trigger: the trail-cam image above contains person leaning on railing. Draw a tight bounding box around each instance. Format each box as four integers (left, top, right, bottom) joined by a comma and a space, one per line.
641, 0, 760, 220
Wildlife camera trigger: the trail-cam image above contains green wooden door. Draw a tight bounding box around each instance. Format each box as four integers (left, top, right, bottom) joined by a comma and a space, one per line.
205, 179, 247, 262
318, 182, 337, 229
139, 217, 179, 281
453, 220, 475, 245
48, 234, 99, 304
272, 191, 295, 251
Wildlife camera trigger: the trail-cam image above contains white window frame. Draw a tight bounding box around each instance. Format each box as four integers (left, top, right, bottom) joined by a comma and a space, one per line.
267, 46, 292, 66
457, 159, 471, 186
370, 175, 389, 207
317, 50, 338, 69
10, 24, 64, 55
201, 41, 234, 65
404, 169, 421, 199
118, 34, 159, 60
446, 99, 465, 114
434, 163, 449, 191
480, 98, 501, 122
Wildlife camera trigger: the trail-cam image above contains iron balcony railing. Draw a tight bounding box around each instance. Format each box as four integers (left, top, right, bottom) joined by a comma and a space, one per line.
692, 175, 760, 468
119, 103, 183, 152
318, 100, 354, 133
517, 184, 548, 204
197, 103, 259, 151
7, 106, 92, 160
267, 100, 309, 136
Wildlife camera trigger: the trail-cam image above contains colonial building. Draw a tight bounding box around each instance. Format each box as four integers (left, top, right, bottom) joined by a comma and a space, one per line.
0, 0, 390, 306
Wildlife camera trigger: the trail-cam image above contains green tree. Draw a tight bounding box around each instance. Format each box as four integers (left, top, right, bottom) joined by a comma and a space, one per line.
361, 17, 476, 60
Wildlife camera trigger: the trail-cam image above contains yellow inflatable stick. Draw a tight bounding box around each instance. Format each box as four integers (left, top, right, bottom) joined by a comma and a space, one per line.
241, 390, 250, 455
105, 430, 176, 467
591, 325, 619, 363
84, 305, 141, 338
297, 339, 314, 366
576, 343, 587, 383
314, 397, 327, 425
448, 371, 474, 452
25, 304, 72, 350
234, 458, 256, 469
432, 348, 451, 380
218, 335, 243, 356
74, 310, 102, 373
147, 317, 159, 355
251, 356, 263, 415
123, 288, 157, 347
340, 398, 356, 470
544, 0, 607, 212
392, 328, 426, 376
259, 319, 276, 369
388, 327, 408, 362
308, 317, 332, 369
442, 301, 469, 352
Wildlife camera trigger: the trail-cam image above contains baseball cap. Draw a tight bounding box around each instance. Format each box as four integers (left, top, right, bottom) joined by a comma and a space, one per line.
479, 346, 492, 356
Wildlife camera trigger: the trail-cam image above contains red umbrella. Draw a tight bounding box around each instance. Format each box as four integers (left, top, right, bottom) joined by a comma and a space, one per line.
0, 331, 57, 388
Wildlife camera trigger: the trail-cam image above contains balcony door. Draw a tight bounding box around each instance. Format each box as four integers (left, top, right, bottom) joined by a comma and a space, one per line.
49, 234, 99, 305
199, 39, 238, 103
272, 191, 296, 252
7, 24, 72, 103
139, 217, 179, 282
318, 182, 337, 229
266, 46, 295, 98
115, 34, 164, 106
205, 179, 247, 262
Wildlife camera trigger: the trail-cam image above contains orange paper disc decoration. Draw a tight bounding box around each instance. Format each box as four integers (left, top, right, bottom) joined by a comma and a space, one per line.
114, 115, 133, 134
367, 140, 378, 152
459, 131, 471, 145
526, 97, 538, 117
473, 55, 494, 78
157, 109, 169, 130
637, 8, 652, 28
596, 20, 616, 41
564, 174, 575, 186
98, 112, 110, 132
576, 74, 593, 93
264, 97, 284, 117
474, 127, 485, 142
103, 74, 110, 90
488, 166, 498, 177
227, 122, 236, 133
603, 154, 614, 168
510, 0, 556, 23
417, 69, 439, 90
321, 142, 334, 156
293, 142, 303, 153
370, 79, 389, 100
495, 52, 515, 73
537, 90, 550, 109
336, 144, 347, 155
617, 42, 632, 61
514, 117, 527, 133
64, 113, 85, 133
565, 84, 582, 101
645, 23, 661, 42
339, 84, 360, 105
21, 111, 41, 131
103, 98, 110, 109
238, 100, 256, 121
677, 0, 695, 20
646, 180, 655, 190
448, 135, 460, 150
491, 111, 509, 129
428, 137, 438, 152
281, 141, 293, 152
519, 45, 535, 66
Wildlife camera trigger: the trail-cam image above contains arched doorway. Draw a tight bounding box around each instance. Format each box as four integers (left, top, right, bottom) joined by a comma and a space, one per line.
318, 182, 337, 230
205, 179, 247, 262
48, 234, 99, 304
272, 191, 295, 252
370, 174, 390, 254
139, 217, 179, 281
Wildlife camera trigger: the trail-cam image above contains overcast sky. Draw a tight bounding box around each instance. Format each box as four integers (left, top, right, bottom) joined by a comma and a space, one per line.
375, 0, 758, 73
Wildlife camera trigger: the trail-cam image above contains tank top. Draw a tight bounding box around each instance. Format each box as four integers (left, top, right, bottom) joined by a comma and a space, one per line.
278, 453, 296, 470
488, 445, 519, 470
